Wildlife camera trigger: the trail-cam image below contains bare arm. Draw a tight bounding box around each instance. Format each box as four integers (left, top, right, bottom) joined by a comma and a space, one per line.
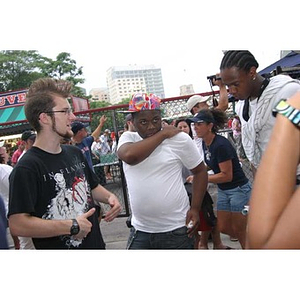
186, 162, 208, 236
213, 74, 228, 112
91, 115, 107, 140
208, 160, 233, 184
117, 126, 181, 165
247, 92, 300, 249
91, 185, 121, 222
8, 208, 96, 240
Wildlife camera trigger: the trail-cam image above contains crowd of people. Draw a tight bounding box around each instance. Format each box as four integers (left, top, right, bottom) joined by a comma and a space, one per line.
1, 50, 300, 249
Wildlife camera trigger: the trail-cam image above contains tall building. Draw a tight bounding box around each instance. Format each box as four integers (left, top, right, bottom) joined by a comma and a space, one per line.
106, 64, 165, 104
89, 88, 110, 102
280, 50, 291, 58
180, 84, 194, 96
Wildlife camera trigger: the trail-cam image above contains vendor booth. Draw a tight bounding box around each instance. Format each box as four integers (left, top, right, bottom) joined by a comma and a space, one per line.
0, 89, 91, 137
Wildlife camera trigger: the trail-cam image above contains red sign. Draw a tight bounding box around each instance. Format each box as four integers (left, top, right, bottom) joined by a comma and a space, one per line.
0, 90, 27, 109
71, 96, 90, 112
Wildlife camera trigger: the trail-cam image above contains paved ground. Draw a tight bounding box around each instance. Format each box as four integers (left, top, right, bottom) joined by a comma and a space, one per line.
100, 216, 242, 250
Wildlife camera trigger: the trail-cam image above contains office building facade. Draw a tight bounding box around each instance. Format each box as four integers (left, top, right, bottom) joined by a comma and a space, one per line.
180, 84, 194, 96
89, 88, 110, 102
106, 65, 165, 104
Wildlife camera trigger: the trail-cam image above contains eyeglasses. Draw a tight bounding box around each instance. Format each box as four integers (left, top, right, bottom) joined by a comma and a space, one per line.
45, 108, 73, 115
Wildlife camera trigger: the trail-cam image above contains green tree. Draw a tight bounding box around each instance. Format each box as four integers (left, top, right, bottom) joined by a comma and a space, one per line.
41, 52, 85, 97
0, 50, 45, 92
116, 97, 131, 105
0, 50, 85, 97
88, 101, 129, 133
89, 100, 111, 109
89, 101, 113, 130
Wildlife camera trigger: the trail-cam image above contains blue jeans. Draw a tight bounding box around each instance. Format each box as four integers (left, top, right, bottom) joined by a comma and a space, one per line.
217, 182, 251, 212
127, 226, 194, 250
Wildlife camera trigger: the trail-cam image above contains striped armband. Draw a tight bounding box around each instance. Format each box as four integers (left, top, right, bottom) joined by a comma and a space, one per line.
272, 99, 300, 128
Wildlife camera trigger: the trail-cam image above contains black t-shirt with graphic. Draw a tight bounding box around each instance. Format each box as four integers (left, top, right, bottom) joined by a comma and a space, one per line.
202, 134, 248, 190
8, 145, 105, 249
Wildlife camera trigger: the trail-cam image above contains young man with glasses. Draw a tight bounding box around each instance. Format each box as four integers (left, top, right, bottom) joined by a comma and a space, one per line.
8, 78, 121, 249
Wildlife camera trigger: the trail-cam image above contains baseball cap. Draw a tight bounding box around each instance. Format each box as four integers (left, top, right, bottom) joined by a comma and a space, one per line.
21, 130, 36, 141
71, 121, 88, 134
187, 110, 215, 124
124, 92, 161, 113
186, 95, 211, 112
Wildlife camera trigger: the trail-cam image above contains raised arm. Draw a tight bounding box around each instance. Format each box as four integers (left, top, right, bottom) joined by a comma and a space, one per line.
213, 74, 228, 112
117, 125, 181, 165
247, 92, 300, 249
91, 115, 107, 140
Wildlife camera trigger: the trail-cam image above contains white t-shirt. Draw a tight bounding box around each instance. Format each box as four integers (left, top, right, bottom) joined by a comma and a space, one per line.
235, 99, 257, 128
91, 141, 101, 152
117, 131, 203, 233
99, 134, 111, 155
0, 164, 13, 215
0, 164, 35, 249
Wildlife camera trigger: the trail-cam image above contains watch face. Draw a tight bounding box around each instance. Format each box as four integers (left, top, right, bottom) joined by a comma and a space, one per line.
71, 219, 80, 235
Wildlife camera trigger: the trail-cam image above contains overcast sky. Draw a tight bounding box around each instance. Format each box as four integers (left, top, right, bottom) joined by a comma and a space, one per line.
2, 1, 296, 98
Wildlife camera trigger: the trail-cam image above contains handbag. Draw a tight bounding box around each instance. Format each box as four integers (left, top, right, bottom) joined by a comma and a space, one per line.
184, 183, 217, 227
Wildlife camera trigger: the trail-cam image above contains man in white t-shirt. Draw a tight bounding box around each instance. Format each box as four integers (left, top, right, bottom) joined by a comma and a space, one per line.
91, 137, 102, 161
117, 92, 208, 249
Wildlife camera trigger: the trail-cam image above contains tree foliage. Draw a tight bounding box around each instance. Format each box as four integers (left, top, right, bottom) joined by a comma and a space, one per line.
40, 52, 85, 97
116, 97, 131, 105
0, 50, 85, 97
89, 100, 111, 109
0, 50, 44, 92
88, 100, 129, 133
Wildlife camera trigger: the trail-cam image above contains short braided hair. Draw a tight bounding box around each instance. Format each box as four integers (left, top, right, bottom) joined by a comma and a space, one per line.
220, 50, 259, 73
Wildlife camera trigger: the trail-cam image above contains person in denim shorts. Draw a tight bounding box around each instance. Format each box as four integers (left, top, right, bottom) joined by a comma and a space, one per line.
188, 109, 251, 249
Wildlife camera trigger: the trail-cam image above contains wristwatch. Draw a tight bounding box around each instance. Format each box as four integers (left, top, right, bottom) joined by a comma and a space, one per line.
70, 219, 80, 235
272, 99, 300, 128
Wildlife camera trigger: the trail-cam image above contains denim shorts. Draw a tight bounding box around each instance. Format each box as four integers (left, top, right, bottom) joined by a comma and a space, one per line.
217, 182, 251, 213
127, 226, 194, 250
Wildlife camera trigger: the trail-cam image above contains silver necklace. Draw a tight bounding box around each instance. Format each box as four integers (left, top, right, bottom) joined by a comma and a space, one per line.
205, 144, 211, 161
204, 135, 214, 161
